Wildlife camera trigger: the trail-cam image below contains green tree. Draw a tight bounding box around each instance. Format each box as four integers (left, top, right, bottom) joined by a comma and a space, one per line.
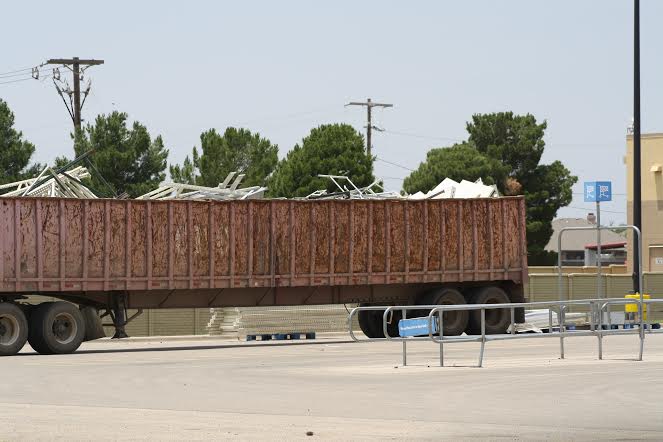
466, 112, 546, 181
403, 112, 577, 265
74, 111, 168, 198
0, 99, 42, 186
467, 113, 577, 263
268, 123, 375, 198
403, 143, 508, 194
169, 155, 196, 185
169, 128, 278, 188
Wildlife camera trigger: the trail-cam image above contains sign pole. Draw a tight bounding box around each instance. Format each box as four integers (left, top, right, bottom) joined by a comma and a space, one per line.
596, 200, 602, 300
584, 181, 611, 303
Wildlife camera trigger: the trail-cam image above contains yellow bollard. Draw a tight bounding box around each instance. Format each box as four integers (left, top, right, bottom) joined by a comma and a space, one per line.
625, 293, 650, 322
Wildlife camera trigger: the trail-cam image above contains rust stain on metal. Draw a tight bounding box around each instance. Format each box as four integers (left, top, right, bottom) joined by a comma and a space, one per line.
0, 197, 528, 294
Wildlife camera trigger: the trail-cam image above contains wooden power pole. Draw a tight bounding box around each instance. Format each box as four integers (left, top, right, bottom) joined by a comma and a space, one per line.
346, 98, 393, 156
47, 57, 104, 130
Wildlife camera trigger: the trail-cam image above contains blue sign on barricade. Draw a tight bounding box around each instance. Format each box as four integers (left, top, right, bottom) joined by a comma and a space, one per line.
398, 317, 438, 337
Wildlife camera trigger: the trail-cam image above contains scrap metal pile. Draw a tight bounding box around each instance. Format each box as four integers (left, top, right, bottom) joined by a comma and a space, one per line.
0, 149, 498, 202
304, 175, 499, 200
137, 172, 265, 200
0, 165, 96, 198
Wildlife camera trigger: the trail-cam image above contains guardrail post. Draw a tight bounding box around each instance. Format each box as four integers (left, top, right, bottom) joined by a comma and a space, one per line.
638, 299, 644, 361
439, 310, 444, 367
559, 304, 565, 359
478, 308, 486, 368
510, 307, 515, 335
402, 308, 407, 367
592, 302, 603, 361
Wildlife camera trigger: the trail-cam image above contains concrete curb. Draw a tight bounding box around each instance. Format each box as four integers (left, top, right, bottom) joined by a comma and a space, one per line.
93, 332, 353, 344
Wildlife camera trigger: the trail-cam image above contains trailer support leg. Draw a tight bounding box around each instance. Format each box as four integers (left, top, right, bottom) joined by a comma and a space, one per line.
111, 293, 129, 339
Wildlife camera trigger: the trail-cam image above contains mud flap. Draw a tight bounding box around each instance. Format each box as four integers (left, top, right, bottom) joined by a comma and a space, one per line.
81, 306, 106, 341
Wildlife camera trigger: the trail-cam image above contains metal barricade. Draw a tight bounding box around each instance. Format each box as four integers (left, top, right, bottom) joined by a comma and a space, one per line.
347, 296, 662, 368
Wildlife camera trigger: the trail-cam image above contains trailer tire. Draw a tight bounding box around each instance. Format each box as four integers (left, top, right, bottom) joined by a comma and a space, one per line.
416, 288, 468, 336
28, 302, 86, 355
0, 303, 29, 356
467, 286, 510, 335
358, 308, 382, 338
357, 306, 400, 338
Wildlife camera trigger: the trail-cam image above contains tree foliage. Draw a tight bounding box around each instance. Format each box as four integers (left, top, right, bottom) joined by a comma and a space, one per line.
466, 112, 546, 182
169, 128, 278, 188
0, 99, 42, 186
74, 111, 168, 198
268, 124, 375, 198
403, 143, 508, 194
403, 112, 577, 265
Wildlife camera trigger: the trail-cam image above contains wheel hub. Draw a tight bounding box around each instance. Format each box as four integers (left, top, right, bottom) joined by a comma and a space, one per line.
52, 312, 77, 345
0, 315, 19, 346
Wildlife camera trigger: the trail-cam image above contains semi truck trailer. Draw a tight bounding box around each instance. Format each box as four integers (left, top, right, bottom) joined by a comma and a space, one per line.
0, 196, 528, 355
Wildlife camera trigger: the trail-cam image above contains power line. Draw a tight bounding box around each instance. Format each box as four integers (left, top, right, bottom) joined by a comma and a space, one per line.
565, 205, 625, 215
0, 69, 48, 79
0, 74, 52, 85
0, 63, 45, 77
376, 157, 414, 172
382, 129, 462, 143
0, 76, 36, 85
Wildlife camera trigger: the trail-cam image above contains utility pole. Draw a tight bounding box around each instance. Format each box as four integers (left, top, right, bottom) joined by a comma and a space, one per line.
47, 57, 104, 131
632, 0, 642, 294
346, 98, 393, 156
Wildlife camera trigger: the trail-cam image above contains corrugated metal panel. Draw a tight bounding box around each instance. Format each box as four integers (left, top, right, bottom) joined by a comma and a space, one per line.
605, 275, 634, 298
1, 197, 527, 296
527, 274, 567, 302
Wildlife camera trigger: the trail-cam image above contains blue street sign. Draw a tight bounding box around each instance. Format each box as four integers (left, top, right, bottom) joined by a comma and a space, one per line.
584, 181, 612, 202
398, 317, 438, 337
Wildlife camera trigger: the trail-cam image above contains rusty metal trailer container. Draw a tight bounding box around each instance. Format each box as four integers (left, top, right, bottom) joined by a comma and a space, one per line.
0, 196, 528, 355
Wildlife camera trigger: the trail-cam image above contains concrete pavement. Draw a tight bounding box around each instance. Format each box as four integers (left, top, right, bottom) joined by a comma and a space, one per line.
1, 333, 662, 440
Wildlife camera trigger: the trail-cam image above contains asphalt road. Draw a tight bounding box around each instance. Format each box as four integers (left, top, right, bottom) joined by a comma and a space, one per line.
1, 333, 662, 440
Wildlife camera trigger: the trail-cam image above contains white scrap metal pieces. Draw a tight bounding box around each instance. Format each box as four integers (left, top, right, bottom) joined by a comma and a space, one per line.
407, 177, 499, 200
305, 175, 402, 200
138, 172, 266, 201
0, 166, 97, 199
305, 175, 499, 200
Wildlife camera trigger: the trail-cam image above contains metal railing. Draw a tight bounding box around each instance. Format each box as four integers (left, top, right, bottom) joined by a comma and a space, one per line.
348, 297, 662, 368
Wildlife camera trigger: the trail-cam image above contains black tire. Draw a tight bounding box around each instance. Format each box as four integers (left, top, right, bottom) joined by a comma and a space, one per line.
416, 288, 469, 336
28, 302, 86, 355
466, 286, 511, 335
0, 303, 29, 356
358, 308, 383, 338
357, 306, 401, 338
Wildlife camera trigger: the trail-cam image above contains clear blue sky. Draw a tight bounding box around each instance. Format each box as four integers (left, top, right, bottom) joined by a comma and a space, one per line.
2, 0, 662, 223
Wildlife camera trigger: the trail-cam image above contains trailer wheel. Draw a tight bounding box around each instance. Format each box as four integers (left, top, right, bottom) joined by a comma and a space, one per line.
28, 302, 86, 355
358, 309, 382, 338
467, 286, 510, 335
416, 288, 468, 336
0, 303, 29, 356
357, 306, 401, 338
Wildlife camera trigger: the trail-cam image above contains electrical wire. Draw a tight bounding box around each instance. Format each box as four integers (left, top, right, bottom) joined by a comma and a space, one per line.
376, 157, 414, 172
0, 70, 47, 79
0, 74, 52, 85
382, 129, 463, 143
0, 62, 47, 78
565, 205, 625, 214
0, 66, 39, 77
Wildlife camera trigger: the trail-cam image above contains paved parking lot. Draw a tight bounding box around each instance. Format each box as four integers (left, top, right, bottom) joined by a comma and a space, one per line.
1, 333, 663, 440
